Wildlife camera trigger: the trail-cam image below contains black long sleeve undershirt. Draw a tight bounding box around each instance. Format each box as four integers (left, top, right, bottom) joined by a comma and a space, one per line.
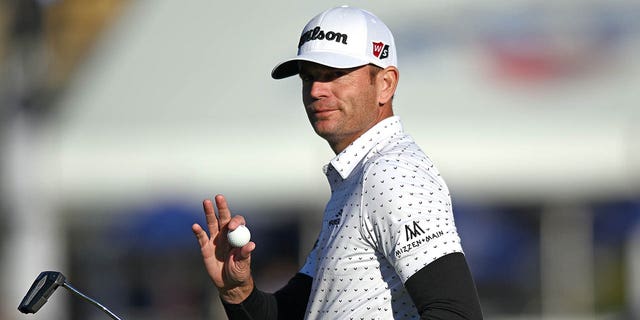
405, 252, 483, 319
221, 252, 482, 319
221, 272, 312, 320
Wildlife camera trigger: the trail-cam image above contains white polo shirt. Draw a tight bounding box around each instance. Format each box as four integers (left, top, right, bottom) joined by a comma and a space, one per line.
300, 116, 463, 319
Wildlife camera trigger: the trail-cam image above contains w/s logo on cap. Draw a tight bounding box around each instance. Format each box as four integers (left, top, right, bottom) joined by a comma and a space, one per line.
372, 42, 390, 60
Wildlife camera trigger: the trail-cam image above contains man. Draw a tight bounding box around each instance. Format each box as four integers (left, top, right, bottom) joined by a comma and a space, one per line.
192, 6, 483, 319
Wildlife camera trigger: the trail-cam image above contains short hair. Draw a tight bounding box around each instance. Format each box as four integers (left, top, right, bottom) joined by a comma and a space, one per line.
368, 64, 383, 85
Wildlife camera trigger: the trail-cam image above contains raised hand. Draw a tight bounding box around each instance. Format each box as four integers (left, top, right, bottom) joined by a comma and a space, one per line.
192, 194, 256, 303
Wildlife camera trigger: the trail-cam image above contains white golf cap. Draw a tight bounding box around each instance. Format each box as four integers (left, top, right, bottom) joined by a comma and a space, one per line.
271, 5, 397, 79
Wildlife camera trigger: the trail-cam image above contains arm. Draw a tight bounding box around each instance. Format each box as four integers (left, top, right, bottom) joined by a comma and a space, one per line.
405, 252, 483, 320
222, 273, 312, 320
192, 195, 312, 319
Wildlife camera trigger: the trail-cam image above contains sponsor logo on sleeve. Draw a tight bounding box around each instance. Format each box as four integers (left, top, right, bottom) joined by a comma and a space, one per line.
395, 221, 444, 258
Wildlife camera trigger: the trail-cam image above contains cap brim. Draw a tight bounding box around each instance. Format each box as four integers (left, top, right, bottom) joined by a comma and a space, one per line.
271, 52, 370, 79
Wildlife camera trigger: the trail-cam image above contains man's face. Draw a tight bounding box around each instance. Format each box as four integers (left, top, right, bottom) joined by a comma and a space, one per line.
299, 62, 381, 153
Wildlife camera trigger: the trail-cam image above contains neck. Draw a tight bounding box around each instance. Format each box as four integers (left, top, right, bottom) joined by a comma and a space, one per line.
329, 108, 394, 154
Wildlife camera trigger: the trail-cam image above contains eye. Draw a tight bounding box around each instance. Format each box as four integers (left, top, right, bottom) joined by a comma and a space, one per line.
333, 70, 347, 78
299, 72, 313, 82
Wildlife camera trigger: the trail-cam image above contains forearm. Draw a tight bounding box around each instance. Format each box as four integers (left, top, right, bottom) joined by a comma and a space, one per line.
406, 252, 483, 320
222, 286, 277, 320
221, 273, 312, 320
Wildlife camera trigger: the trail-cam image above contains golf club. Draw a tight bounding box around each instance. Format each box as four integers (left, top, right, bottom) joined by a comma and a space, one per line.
18, 271, 124, 320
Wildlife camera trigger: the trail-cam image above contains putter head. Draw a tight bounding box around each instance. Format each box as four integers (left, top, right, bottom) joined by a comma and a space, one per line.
18, 271, 66, 314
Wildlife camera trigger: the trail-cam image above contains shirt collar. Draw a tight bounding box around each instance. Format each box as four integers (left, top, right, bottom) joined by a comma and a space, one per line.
326, 116, 404, 179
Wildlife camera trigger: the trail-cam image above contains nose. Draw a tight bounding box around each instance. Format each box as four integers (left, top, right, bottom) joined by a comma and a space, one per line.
306, 80, 330, 100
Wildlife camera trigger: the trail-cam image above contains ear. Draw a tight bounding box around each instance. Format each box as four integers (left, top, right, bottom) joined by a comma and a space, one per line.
377, 66, 399, 106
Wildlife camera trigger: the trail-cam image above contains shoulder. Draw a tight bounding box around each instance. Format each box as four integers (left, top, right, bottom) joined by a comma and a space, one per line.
363, 135, 443, 185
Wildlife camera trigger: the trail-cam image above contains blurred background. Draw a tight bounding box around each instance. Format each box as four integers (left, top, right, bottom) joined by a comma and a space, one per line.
1, 0, 639, 319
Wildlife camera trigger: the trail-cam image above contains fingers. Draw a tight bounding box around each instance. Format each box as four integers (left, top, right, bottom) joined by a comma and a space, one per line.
227, 216, 247, 231
214, 194, 232, 225
214, 194, 246, 230
191, 223, 209, 248
199, 194, 248, 247
202, 199, 219, 236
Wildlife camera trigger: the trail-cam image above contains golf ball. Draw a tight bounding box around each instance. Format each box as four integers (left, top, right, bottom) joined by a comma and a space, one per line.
227, 225, 251, 247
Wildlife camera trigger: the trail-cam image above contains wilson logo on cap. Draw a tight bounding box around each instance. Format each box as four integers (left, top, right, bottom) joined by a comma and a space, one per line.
372, 42, 390, 60
298, 26, 349, 48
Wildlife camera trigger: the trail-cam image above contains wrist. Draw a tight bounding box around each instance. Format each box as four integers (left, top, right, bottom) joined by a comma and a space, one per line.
219, 278, 254, 304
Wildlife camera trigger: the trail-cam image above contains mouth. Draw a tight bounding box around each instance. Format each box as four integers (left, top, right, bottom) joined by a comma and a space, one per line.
308, 109, 338, 123
308, 103, 339, 116
314, 108, 337, 115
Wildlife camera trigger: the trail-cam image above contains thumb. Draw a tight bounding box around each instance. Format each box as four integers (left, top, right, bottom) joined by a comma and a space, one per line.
231, 241, 256, 262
